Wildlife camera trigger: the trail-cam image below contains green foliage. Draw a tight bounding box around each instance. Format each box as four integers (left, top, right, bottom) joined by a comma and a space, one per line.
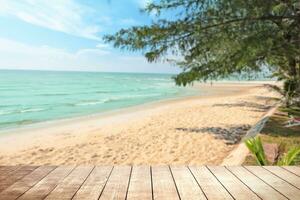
266, 78, 300, 107
245, 136, 300, 166
277, 146, 300, 165
245, 137, 268, 166
104, 0, 300, 86
280, 106, 300, 116
284, 79, 298, 95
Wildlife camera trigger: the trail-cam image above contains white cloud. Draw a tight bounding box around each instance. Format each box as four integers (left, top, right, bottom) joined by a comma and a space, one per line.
0, 38, 109, 70
96, 43, 110, 49
0, 38, 179, 74
135, 0, 152, 8
134, 0, 158, 18
0, 0, 101, 40
119, 18, 139, 26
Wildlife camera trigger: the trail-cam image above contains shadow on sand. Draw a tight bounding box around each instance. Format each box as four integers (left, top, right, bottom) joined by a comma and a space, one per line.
213, 101, 272, 112
175, 124, 251, 145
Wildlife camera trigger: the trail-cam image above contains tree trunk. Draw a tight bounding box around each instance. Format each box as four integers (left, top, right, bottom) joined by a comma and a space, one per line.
289, 58, 297, 78
297, 61, 300, 81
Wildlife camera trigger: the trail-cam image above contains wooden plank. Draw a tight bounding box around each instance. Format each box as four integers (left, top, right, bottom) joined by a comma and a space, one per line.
0, 166, 19, 171
72, 166, 112, 200
227, 166, 287, 200
264, 166, 300, 189
0, 166, 21, 180
152, 166, 180, 200
189, 166, 233, 200
0, 166, 55, 200
0, 166, 37, 193
208, 166, 260, 200
99, 166, 131, 200
1, 165, 299, 200
126, 166, 152, 200
18, 166, 74, 200
283, 166, 300, 177
246, 166, 300, 200
170, 166, 206, 200
0, 166, 19, 173
45, 166, 93, 200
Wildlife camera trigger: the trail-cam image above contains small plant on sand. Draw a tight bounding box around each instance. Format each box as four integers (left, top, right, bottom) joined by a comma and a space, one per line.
245, 136, 300, 166
277, 147, 300, 166
245, 137, 268, 165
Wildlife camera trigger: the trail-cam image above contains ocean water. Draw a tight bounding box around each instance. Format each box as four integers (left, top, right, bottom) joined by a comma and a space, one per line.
0, 70, 197, 130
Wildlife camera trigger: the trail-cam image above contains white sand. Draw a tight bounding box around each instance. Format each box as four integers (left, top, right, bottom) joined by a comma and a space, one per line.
0, 82, 279, 165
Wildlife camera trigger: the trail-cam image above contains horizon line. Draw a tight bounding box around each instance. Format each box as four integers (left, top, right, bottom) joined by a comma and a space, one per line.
0, 68, 178, 75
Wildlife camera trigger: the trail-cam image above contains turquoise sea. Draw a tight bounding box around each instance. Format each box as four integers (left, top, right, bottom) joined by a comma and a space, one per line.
0, 70, 197, 130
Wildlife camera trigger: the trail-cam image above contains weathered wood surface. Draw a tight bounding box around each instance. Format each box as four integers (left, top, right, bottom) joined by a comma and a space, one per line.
0, 166, 299, 200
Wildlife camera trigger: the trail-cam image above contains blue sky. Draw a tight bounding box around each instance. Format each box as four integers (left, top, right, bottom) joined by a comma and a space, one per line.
0, 0, 179, 74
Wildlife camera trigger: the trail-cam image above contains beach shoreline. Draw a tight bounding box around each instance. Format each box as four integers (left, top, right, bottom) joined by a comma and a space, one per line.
0, 81, 279, 165
0, 81, 276, 136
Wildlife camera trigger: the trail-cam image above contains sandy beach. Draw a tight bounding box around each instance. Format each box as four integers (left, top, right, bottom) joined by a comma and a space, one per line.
0, 82, 279, 165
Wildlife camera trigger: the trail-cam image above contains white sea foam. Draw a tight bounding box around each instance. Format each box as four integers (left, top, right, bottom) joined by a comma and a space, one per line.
20, 108, 46, 113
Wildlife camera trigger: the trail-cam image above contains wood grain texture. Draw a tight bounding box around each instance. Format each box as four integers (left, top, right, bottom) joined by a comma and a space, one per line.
18, 166, 74, 200
126, 166, 152, 200
0, 166, 21, 182
152, 166, 180, 200
0, 166, 37, 193
72, 166, 112, 200
189, 166, 233, 200
170, 166, 206, 200
1, 166, 299, 199
0, 166, 55, 200
264, 166, 300, 189
282, 166, 300, 177
0, 166, 20, 176
45, 166, 94, 200
227, 166, 286, 200
208, 166, 260, 200
246, 166, 300, 200
99, 166, 132, 200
